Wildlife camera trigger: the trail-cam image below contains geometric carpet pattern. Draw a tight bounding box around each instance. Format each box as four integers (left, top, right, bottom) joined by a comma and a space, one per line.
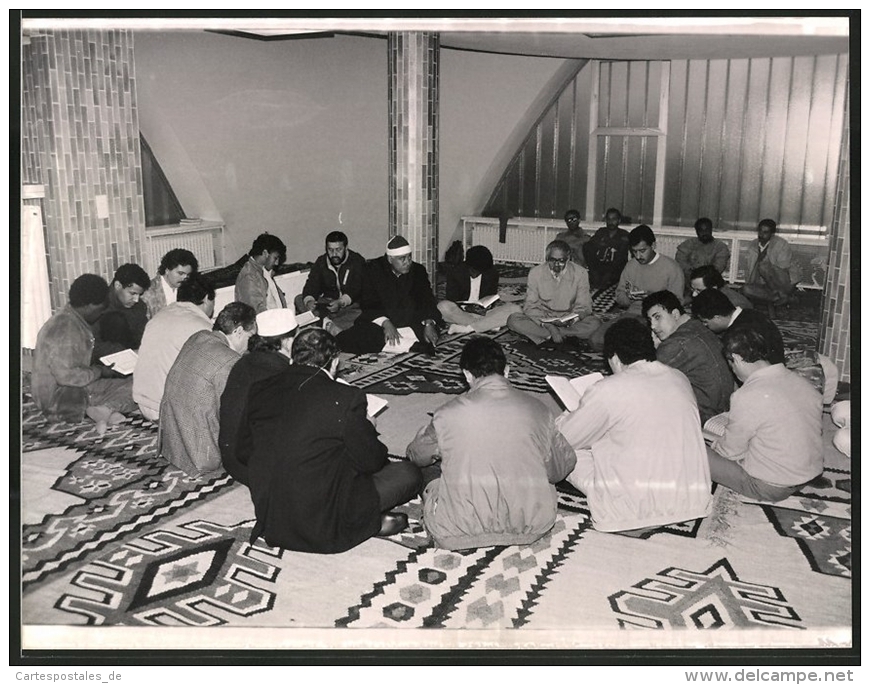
608, 558, 805, 630
55, 519, 280, 626
336, 511, 589, 629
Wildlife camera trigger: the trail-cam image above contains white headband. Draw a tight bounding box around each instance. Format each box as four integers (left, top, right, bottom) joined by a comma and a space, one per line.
386, 244, 413, 257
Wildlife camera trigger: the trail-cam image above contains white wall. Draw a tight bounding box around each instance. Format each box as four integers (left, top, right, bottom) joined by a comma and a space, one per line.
134, 30, 567, 264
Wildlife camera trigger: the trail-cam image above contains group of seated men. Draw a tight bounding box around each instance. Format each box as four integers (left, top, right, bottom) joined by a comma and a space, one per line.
30, 211, 831, 552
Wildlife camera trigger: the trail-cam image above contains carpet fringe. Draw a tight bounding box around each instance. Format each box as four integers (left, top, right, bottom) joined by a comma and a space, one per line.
700, 486, 742, 548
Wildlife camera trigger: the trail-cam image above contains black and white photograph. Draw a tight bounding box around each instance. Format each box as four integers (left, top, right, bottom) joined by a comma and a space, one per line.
14, 11, 857, 670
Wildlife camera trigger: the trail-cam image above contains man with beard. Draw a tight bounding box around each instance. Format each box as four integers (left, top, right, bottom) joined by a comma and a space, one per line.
336, 235, 442, 354
589, 224, 684, 352
295, 230, 366, 333
581, 207, 631, 291
675, 217, 731, 289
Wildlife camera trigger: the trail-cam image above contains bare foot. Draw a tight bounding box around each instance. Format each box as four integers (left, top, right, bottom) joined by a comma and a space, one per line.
86, 406, 112, 436
107, 412, 126, 425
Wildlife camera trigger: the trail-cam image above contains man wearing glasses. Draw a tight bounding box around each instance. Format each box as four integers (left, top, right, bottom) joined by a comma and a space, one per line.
507, 240, 601, 347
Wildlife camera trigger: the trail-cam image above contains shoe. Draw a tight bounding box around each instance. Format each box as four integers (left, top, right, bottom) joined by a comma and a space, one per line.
376, 512, 409, 537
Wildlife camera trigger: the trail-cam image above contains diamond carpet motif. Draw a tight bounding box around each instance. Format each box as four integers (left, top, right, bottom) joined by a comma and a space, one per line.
55, 519, 281, 626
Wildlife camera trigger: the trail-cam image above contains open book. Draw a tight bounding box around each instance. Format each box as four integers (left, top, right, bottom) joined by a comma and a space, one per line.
295, 310, 319, 328
702, 412, 729, 443
335, 378, 389, 417
545, 372, 604, 412
541, 312, 580, 325
99, 349, 138, 376
457, 294, 500, 309
382, 326, 418, 354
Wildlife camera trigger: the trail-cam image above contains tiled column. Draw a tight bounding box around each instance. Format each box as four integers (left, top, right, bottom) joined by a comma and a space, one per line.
818, 94, 850, 384
21, 29, 147, 311
388, 32, 440, 285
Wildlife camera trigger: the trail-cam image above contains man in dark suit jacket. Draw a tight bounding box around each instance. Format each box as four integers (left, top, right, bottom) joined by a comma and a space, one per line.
219, 309, 298, 486
241, 328, 422, 553
437, 245, 521, 335
691, 288, 785, 364
336, 235, 443, 354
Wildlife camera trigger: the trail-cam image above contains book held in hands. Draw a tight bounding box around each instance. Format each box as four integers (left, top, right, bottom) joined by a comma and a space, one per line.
541, 312, 580, 325
457, 294, 500, 310
99, 349, 138, 376
702, 412, 729, 443
295, 310, 319, 327
545, 372, 604, 412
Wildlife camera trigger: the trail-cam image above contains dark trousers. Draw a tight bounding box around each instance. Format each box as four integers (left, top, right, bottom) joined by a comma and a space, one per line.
336, 321, 387, 354
371, 461, 423, 511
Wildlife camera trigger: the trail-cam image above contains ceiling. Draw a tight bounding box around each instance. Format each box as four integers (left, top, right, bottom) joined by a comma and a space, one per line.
22, 16, 852, 60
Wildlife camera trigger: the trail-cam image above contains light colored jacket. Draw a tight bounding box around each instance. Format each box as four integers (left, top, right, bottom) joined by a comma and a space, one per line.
556, 360, 712, 532
141, 274, 170, 320
160, 330, 241, 476
745, 235, 802, 285
407, 374, 576, 550
235, 257, 287, 313
523, 261, 593, 322
133, 302, 212, 420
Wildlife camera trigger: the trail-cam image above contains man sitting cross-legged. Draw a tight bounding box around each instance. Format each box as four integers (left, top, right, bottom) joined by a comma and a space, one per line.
556, 318, 713, 533
294, 230, 366, 334
706, 326, 823, 502
159, 302, 258, 477
91, 262, 152, 360
336, 236, 443, 355
506, 239, 601, 347
642, 290, 733, 424
406, 336, 576, 550
241, 327, 423, 553
589, 224, 684, 352
437, 245, 521, 335
32, 274, 136, 435
219, 308, 299, 486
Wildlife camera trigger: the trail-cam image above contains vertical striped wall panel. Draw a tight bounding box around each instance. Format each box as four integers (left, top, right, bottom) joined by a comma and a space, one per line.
485, 54, 847, 235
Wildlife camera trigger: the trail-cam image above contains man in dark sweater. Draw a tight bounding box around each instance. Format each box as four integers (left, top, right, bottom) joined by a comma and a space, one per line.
336, 235, 443, 354
295, 230, 366, 333
92, 263, 151, 361
642, 290, 733, 423
581, 207, 631, 291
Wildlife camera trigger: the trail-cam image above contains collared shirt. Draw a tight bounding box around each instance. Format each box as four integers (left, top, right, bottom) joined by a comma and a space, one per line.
160, 275, 177, 307
728, 307, 743, 327
468, 274, 482, 303
264, 267, 283, 310
712, 364, 823, 486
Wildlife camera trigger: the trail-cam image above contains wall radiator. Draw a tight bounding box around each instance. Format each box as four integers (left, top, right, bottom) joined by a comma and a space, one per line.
143, 221, 225, 276
462, 217, 828, 289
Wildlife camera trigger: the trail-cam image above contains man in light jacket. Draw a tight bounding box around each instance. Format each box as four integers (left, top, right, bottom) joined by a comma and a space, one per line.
407, 336, 576, 550
556, 318, 712, 533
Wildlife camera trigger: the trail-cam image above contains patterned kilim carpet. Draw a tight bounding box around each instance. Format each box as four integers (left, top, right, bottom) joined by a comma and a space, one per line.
18, 268, 851, 650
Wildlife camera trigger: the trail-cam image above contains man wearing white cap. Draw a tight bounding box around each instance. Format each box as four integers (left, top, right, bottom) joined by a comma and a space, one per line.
219, 308, 298, 485
336, 235, 443, 354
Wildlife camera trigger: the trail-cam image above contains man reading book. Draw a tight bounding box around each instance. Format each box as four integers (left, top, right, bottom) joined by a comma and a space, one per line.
555, 318, 712, 533
507, 240, 601, 347
706, 326, 823, 502
437, 245, 520, 335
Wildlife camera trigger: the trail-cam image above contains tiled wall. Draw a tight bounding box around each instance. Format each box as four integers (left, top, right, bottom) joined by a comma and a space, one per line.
818, 95, 850, 384
388, 32, 440, 283
21, 29, 147, 311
